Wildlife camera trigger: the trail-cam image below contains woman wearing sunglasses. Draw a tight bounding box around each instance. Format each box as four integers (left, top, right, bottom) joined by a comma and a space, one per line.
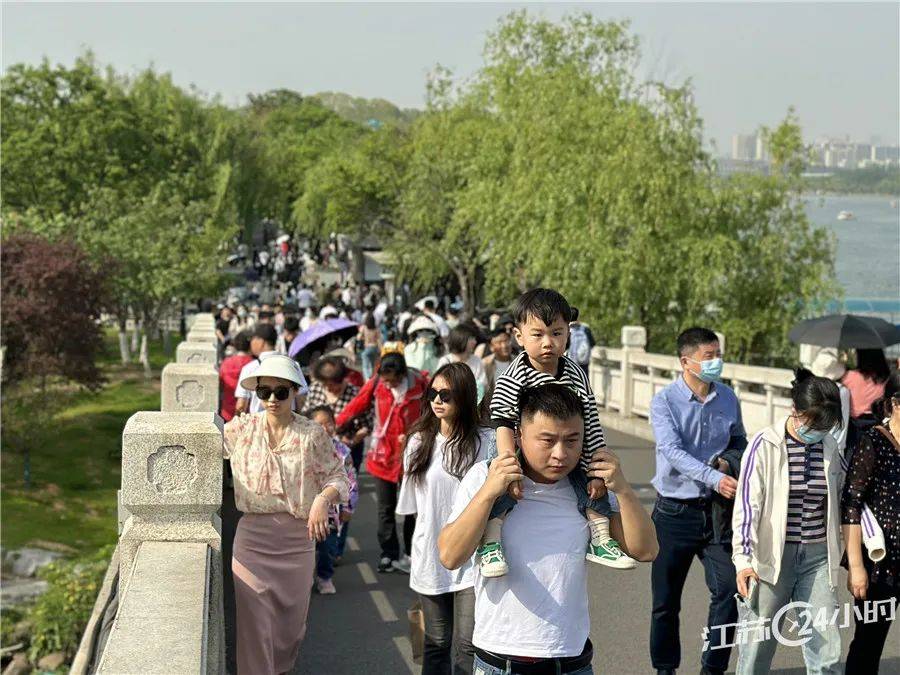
396, 363, 495, 674
842, 370, 900, 674
224, 355, 351, 675
731, 368, 845, 674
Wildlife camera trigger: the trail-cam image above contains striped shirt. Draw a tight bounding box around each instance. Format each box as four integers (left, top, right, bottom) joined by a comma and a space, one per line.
785, 435, 827, 543
490, 352, 605, 470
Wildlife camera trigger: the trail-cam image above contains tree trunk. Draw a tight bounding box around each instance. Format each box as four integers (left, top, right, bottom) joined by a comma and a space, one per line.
163, 328, 172, 354
131, 319, 141, 353
140, 331, 152, 379
117, 316, 131, 364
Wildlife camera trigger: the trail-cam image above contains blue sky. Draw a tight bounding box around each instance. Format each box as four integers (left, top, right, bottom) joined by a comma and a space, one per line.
3, 2, 898, 153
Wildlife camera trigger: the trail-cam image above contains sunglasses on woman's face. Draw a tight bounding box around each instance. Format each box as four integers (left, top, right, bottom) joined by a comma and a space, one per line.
256, 385, 292, 401
427, 388, 453, 404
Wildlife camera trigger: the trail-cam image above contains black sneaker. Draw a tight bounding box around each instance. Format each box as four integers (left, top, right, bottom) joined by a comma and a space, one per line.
377, 556, 394, 573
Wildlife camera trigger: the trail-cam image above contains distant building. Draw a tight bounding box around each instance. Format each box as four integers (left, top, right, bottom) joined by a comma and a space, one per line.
731, 134, 757, 161
755, 135, 768, 161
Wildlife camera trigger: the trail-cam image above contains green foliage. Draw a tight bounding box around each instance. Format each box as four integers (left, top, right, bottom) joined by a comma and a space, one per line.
804, 165, 900, 196
313, 91, 421, 130
27, 545, 113, 662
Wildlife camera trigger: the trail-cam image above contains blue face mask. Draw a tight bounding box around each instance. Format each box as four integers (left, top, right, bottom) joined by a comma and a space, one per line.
795, 421, 828, 445
688, 357, 723, 383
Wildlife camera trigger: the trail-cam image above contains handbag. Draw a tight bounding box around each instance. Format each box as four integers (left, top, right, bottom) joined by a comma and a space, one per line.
407, 599, 424, 665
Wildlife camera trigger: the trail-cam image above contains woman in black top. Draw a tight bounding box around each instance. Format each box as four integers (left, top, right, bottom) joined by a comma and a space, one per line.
841, 370, 900, 674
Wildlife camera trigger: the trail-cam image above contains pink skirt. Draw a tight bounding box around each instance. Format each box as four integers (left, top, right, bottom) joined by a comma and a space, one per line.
233, 512, 315, 675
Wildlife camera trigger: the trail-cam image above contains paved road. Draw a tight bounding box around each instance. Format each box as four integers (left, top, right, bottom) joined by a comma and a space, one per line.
225, 427, 900, 674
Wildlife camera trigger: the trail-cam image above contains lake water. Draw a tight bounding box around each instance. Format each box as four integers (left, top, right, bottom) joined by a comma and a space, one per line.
803, 193, 900, 300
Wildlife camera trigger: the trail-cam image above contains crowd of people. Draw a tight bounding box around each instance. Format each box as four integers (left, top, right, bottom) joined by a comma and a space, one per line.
207, 243, 897, 675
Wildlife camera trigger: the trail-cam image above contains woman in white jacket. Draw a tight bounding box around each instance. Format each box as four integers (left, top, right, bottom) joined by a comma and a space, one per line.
731, 369, 844, 675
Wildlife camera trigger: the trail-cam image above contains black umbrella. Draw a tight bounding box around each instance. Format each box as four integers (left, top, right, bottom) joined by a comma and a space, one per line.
788, 314, 900, 349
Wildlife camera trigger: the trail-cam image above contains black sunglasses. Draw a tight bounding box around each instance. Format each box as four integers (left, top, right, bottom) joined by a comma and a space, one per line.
427, 388, 453, 404
256, 385, 292, 401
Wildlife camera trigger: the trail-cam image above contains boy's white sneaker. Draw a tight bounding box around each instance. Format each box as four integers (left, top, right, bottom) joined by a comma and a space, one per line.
477, 541, 509, 578
586, 539, 637, 570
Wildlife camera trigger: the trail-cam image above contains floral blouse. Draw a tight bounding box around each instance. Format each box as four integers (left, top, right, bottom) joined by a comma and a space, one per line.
841, 425, 900, 588
223, 412, 350, 520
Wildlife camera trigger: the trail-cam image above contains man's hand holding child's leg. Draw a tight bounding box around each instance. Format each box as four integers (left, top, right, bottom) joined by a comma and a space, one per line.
587, 477, 607, 500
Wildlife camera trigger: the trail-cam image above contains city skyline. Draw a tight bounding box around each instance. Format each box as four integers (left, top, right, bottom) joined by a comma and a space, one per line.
2, 2, 898, 152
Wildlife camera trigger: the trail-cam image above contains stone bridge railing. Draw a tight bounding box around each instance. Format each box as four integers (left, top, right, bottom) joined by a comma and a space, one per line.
72, 314, 226, 675
589, 326, 799, 442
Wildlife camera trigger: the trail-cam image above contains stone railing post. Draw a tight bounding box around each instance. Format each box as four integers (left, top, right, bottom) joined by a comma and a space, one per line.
161, 363, 220, 413
620, 326, 647, 418
176, 340, 218, 366
118, 411, 224, 673
764, 384, 776, 426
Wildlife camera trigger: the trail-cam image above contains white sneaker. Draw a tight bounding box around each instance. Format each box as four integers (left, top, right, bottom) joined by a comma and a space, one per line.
477, 542, 508, 578
392, 554, 412, 574
316, 576, 336, 594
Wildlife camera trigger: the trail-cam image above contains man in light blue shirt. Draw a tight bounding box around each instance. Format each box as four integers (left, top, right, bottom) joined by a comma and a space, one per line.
648, 327, 746, 675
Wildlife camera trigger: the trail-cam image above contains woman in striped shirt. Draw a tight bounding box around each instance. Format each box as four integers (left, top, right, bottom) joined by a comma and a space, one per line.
731, 369, 845, 675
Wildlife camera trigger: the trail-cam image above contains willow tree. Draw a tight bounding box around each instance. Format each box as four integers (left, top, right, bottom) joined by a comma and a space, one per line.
435, 11, 835, 359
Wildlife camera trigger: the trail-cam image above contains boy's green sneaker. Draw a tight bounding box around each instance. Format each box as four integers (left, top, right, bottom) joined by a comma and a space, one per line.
477, 541, 509, 578
586, 538, 637, 569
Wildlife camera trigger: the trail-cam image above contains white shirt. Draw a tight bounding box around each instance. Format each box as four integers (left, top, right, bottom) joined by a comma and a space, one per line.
397, 429, 492, 595
234, 351, 308, 413
448, 462, 591, 658
297, 288, 316, 309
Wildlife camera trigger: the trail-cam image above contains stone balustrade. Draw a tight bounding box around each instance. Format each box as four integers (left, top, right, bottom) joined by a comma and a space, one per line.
589, 326, 797, 441
76, 337, 225, 674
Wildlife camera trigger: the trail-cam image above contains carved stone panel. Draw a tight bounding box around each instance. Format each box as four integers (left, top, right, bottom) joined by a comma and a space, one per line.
146, 445, 198, 494
175, 380, 204, 409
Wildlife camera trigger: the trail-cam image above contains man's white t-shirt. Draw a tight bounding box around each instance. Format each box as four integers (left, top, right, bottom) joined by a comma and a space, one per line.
396, 428, 493, 595
447, 462, 591, 658
234, 351, 308, 413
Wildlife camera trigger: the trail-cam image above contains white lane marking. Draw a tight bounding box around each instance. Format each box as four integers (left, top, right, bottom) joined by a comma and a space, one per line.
392, 635, 417, 674
357, 562, 377, 585
370, 589, 398, 622
346, 536, 360, 552
370, 491, 378, 503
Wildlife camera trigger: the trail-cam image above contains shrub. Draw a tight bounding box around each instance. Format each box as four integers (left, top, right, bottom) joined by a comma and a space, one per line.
26, 545, 113, 662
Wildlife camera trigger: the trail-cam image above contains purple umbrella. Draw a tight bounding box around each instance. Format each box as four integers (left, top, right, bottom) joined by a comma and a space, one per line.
288, 318, 359, 360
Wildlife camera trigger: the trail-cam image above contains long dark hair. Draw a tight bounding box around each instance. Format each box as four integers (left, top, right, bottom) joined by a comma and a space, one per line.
405, 363, 483, 481
874, 369, 900, 419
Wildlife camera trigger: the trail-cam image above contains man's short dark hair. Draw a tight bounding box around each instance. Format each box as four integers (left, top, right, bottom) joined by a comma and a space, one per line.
676, 327, 719, 357
519, 383, 584, 426
253, 323, 278, 346
447, 325, 477, 354
424, 300, 436, 311
284, 316, 300, 333
490, 327, 509, 339
513, 288, 577, 327
258, 310, 275, 320
232, 330, 253, 353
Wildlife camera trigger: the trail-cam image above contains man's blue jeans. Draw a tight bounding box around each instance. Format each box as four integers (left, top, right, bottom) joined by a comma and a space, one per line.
650, 496, 738, 672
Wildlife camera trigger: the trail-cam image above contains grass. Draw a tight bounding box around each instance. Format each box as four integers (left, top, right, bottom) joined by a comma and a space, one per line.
1, 329, 175, 555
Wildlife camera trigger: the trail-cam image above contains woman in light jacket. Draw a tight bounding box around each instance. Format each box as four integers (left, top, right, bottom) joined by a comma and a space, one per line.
731, 369, 844, 675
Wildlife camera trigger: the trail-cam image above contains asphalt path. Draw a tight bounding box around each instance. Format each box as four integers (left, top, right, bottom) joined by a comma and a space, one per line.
222, 427, 899, 674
